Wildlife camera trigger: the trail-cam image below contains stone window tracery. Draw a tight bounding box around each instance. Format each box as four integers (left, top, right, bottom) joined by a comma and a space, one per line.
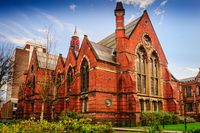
81, 58, 89, 92
80, 58, 89, 113
150, 52, 159, 96
136, 47, 147, 94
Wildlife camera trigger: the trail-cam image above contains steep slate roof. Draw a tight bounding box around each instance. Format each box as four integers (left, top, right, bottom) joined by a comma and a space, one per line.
97, 17, 141, 48
179, 69, 200, 82
36, 51, 58, 70
180, 77, 196, 82
88, 16, 141, 64
89, 41, 116, 64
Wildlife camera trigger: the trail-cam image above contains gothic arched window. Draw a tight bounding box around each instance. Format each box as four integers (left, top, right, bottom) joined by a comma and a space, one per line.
81, 58, 89, 92
67, 67, 73, 95
136, 47, 147, 94
150, 52, 159, 96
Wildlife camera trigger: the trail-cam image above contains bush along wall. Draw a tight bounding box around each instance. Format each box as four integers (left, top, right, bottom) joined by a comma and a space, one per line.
140, 111, 196, 126
0, 111, 114, 133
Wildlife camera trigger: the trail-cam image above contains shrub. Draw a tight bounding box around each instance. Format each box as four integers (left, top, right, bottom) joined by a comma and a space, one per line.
141, 111, 196, 127
189, 128, 200, 133
0, 111, 113, 133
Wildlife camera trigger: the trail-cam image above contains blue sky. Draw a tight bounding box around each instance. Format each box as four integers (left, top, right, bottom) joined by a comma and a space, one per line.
0, 0, 200, 79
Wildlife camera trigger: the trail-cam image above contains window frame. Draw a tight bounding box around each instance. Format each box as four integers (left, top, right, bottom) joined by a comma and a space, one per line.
67, 67, 73, 95
136, 48, 147, 94
80, 58, 89, 93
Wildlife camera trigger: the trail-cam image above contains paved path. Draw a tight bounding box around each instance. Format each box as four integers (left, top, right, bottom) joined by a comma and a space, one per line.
113, 127, 184, 133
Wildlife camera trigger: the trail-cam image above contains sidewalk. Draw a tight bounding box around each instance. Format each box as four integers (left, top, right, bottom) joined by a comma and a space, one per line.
113, 127, 184, 133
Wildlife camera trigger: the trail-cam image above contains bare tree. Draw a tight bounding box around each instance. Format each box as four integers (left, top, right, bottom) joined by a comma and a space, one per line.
38, 25, 61, 120
0, 43, 14, 103
0, 43, 14, 88
30, 25, 64, 120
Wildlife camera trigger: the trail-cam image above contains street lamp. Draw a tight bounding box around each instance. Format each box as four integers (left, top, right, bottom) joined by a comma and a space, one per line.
183, 93, 187, 131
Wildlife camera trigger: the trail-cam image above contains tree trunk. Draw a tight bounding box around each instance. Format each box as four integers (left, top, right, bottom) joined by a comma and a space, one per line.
40, 101, 45, 120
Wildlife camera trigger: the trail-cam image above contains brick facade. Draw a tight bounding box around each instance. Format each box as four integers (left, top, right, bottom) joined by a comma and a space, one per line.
180, 69, 200, 121
16, 2, 196, 126
1, 42, 46, 119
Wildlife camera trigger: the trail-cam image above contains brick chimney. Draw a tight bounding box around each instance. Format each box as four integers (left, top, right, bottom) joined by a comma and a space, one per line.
115, 1, 126, 64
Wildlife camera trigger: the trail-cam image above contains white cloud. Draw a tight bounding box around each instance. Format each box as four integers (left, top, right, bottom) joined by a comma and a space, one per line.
158, 14, 164, 25
0, 22, 34, 46
127, 14, 136, 24
154, 0, 168, 25
0, 32, 31, 46
160, 0, 168, 6
69, 4, 77, 11
117, 0, 155, 9
37, 28, 46, 33
169, 65, 199, 80
154, 8, 165, 16
40, 12, 64, 29
154, 0, 167, 16
32, 8, 64, 29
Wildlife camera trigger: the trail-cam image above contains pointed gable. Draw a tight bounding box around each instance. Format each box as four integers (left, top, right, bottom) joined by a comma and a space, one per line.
129, 10, 168, 64
55, 54, 65, 71
65, 47, 77, 70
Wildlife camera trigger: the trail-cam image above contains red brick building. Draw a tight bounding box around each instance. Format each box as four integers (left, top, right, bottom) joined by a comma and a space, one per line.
17, 2, 184, 125
1, 42, 46, 119
180, 69, 200, 121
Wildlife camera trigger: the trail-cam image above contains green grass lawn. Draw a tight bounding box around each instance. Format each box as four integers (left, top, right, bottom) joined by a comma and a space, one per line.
129, 122, 200, 131
161, 122, 200, 131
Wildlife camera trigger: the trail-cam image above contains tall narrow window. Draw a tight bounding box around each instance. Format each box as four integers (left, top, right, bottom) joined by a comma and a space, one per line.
136, 47, 147, 94
150, 52, 159, 96
81, 98, 88, 113
198, 86, 200, 95
185, 86, 192, 97
139, 99, 144, 112
158, 101, 162, 111
31, 65, 34, 73
31, 102, 34, 112
67, 67, 73, 95
146, 100, 150, 111
81, 58, 89, 92
32, 76, 35, 94
136, 55, 140, 73
186, 103, 193, 112
137, 55, 141, 93
152, 101, 157, 111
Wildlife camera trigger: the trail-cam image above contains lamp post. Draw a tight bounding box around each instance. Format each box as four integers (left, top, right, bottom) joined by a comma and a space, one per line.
183, 95, 187, 131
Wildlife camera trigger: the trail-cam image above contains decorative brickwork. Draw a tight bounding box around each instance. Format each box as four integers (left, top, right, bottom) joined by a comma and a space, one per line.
16, 2, 185, 126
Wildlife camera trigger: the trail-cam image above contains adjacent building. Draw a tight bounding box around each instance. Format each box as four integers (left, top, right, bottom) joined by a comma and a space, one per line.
180, 69, 200, 121
0, 42, 46, 119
